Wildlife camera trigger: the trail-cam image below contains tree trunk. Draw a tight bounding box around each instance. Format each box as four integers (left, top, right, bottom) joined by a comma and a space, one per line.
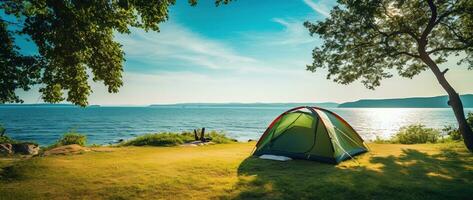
419, 51, 473, 152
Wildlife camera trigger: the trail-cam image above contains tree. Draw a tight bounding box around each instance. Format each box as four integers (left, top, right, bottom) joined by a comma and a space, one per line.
0, 0, 229, 106
304, 0, 473, 151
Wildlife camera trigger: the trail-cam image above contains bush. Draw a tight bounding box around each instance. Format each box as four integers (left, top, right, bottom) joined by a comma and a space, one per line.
122, 132, 194, 147
57, 132, 87, 146
442, 125, 462, 141
0, 124, 11, 143
372, 136, 392, 144
0, 124, 5, 135
393, 124, 440, 144
468, 112, 473, 129
121, 131, 236, 147
208, 131, 236, 144
0, 135, 14, 144
438, 112, 473, 141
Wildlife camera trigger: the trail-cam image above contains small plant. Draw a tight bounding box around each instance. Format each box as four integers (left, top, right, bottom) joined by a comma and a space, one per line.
57, 132, 87, 146
0, 124, 5, 136
0, 135, 14, 144
208, 131, 235, 144
121, 131, 236, 147
121, 133, 193, 147
0, 124, 14, 144
442, 125, 462, 141
468, 112, 473, 129
372, 136, 392, 144
393, 124, 440, 144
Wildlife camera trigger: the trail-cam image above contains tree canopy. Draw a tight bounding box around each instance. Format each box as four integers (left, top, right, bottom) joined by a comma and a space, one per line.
304, 0, 473, 89
304, 0, 473, 151
0, 0, 230, 106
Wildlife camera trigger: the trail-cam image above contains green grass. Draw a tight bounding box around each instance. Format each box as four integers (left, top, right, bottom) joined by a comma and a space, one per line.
121, 131, 235, 147
1, 142, 472, 199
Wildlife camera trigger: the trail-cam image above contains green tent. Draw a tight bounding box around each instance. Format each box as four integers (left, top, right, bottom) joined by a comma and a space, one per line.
253, 106, 368, 164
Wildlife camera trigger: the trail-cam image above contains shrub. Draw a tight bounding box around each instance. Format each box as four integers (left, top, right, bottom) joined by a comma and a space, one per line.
0, 135, 14, 144
0, 124, 5, 135
442, 125, 462, 141
372, 136, 392, 144
393, 124, 440, 144
208, 131, 235, 144
0, 124, 10, 143
468, 112, 473, 129
121, 131, 236, 147
57, 132, 87, 146
122, 133, 193, 147
438, 112, 473, 141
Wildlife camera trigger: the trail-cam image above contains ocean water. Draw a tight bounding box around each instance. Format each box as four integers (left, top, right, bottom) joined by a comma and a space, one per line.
1, 106, 472, 145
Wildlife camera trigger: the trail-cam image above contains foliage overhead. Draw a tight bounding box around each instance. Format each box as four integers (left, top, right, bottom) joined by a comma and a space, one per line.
0, 0, 230, 106
304, 0, 473, 89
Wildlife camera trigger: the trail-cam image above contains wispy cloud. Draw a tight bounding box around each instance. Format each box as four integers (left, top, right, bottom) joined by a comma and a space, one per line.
116, 22, 257, 71
271, 18, 317, 45
302, 0, 331, 17
115, 21, 313, 76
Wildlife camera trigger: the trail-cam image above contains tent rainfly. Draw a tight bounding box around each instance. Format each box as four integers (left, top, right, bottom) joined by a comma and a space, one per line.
253, 106, 368, 164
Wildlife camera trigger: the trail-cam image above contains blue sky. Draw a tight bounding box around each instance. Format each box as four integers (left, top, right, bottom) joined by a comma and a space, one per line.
14, 0, 473, 105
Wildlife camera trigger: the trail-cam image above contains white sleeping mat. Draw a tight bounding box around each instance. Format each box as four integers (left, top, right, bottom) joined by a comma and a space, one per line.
259, 154, 292, 161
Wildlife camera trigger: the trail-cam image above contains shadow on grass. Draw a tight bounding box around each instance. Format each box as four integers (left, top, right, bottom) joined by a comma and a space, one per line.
223, 147, 473, 200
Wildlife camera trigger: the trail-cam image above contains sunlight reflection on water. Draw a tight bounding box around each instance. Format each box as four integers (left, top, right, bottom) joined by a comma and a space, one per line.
1, 107, 471, 145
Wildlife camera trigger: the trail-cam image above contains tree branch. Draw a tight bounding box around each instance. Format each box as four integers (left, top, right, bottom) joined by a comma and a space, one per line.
393, 51, 420, 58
441, 68, 449, 75
371, 9, 419, 42
428, 46, 468, 54
439, 21, 473, 45
420, 0, 438, 44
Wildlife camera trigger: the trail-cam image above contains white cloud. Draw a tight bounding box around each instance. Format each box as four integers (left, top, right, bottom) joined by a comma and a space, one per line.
271, 18, 317, 45
115, 23, 258, 71
302, 0, 331, 17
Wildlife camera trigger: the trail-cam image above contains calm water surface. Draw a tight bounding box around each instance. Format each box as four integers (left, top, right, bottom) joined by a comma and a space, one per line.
1, 106, 471, 145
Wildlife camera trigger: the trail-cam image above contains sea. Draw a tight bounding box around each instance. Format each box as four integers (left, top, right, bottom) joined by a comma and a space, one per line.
1, 106, 472, 146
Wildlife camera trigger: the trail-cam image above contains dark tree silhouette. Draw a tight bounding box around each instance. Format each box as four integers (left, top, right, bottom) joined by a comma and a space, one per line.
304, 0, 473, 151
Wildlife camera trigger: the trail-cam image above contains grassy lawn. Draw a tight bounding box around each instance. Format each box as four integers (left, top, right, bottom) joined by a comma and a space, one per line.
1, 142, 472, 200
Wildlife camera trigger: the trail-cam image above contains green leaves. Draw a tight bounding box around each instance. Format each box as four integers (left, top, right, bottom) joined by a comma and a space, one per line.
305, 0, 473, 89
1, 0, 228, 106
0, 20, 42, 103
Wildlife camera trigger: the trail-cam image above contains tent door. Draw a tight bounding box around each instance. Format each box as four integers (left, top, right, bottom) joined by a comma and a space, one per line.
268, 113, 317, 154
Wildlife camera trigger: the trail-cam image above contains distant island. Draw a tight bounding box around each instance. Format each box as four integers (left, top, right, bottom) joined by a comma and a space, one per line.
2, 94, 473, 108
0, 104, 100, 107
339, 94, 473, 108
149, 102, 340, 108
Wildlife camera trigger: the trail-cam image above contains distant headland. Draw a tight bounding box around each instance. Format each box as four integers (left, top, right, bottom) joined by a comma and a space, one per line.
2, 94, 473, 108
338, 94, 473, 108
150, 94, 473, 108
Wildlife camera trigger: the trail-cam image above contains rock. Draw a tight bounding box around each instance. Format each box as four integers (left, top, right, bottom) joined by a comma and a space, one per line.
117, 139, 124, 143
43, 144, 90, 156
12, 143, 39, 155
0, 143, 13, 155
248, 139, 254, 142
